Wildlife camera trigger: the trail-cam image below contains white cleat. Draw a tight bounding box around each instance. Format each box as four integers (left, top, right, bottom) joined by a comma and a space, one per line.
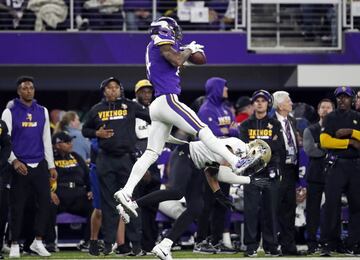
114, 190, 138, 217
116, 204, 130, 224
9, 244, 20, 258
152, 240, 173, 260
30, 239, 51, 257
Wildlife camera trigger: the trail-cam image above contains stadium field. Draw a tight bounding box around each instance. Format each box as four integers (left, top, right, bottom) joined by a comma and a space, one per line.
9, 251, 353, 259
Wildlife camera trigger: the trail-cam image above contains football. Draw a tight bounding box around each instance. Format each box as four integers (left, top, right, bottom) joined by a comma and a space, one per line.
188, 52, 207, 65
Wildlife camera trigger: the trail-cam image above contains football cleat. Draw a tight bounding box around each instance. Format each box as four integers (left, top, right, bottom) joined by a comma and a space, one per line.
114, 190, 138, 217
116, 204, 130, 224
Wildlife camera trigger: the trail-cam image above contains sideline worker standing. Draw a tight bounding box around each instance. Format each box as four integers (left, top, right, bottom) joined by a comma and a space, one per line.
320, 87, 360, 256
302, 98, 334, 254
1, 76, 57, 258
82, 77, 150, 255
239, 90, 282, 257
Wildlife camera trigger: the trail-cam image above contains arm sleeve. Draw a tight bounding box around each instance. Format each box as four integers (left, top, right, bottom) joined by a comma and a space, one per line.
217, 165, 251, 184
0, 121, 11, 168
320, 132, 349, 149
43, 108, 55, 169
82, 110, 97, 138
303, 127, 325, 157
351, 129, 360, 141
134, 103, 151, 123
198, 109, 223, 136
1, 109, 17, 164
238, 120, 250, 143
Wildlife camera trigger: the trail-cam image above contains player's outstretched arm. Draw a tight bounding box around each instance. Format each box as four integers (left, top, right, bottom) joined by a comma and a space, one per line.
160, 44, 191, 67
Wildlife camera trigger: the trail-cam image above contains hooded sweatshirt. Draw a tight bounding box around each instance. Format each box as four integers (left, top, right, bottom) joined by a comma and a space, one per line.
197, 77, 239, 137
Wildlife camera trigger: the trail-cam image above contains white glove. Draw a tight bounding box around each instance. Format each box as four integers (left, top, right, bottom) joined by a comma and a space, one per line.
180, 41, 204, 54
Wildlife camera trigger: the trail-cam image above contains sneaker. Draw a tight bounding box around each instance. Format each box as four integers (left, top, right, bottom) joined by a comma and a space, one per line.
214, 242, 237, 254
320, 247, 331, 257
116, 204, 130, 224
103, 242, 113, 255
264, 248, 281, 256
115, 244, 132, 256
77, 240, 89, 252
45, 243, 59, 253
9, 244, 20, 258
152, 239, 173, 260
130, 248, 146, 256
193, 240, 217, 254
244, 250, 257, 257
114, 190, 138, 217
30, 239, 51, 257
89, 240, 100, 256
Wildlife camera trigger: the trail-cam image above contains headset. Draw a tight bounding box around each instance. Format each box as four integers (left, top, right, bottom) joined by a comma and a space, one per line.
334, 86, 356, 106
100, 77, 125, 98
251, 89, 273, 112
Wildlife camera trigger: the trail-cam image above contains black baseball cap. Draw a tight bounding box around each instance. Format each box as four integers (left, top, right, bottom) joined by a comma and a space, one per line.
52, 131, 75, 145
100, 77, 121, 91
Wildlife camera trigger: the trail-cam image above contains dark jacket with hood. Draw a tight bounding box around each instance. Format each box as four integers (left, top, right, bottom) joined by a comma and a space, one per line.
82, 98, 150, 155
197, 77, 239, 137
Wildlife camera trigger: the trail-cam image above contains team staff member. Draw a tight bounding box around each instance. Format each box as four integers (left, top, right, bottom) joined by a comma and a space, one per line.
82, 77, 150, 255
273, 90, 300, 255
46, 131, 93, 249
239, 90, 282, 257
2, 76, 57, 258
133, 79, 161, 254
320, 87, 360, 256
196, 77, 239, 253
0, 120, 11, 260
302, 98, 334, 254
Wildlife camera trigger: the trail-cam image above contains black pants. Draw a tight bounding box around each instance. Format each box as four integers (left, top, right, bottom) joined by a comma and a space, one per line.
96, 152, 135, 245
244, 179, 279, 251
321, 158, 360, 249
0, 181, 9, 250
196, 181, 229, 244
136, 144, 204, 243
137, 165, 161, 252
45, 187, 93, 243
9, 160, 51, 241
278, 164, 297, 250
306, 181, 324, 247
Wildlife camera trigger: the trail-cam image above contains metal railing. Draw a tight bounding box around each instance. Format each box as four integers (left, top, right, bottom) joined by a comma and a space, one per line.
247, 0, 342, 52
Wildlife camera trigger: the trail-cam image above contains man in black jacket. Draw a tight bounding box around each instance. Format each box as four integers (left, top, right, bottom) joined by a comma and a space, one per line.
273, 90, 300, 255
0, 120, 11, 260
239, 90, 282, 257
303, 98, 334, 254
82, 77, 150, 254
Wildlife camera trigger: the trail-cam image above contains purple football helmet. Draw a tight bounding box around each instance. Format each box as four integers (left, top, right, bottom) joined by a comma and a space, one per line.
150, 17, 183, 41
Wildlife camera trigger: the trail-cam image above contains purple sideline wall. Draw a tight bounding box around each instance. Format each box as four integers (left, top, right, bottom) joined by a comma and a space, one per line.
0, 32, 360, 65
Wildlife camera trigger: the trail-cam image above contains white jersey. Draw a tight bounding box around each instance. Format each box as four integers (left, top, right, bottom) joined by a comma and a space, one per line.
189, 137, 247, 169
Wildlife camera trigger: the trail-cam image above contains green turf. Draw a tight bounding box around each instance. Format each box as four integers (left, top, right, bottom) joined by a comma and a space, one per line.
1, 250, 351, 259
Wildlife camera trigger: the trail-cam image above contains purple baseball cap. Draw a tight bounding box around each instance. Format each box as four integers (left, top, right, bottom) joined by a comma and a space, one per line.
334, 86, 354, 97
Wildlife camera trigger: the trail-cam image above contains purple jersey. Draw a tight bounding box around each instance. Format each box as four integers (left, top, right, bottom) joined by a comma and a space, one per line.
146, 35, 181, 97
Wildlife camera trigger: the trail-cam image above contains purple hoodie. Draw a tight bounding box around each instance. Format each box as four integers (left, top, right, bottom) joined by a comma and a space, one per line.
197, 77, 239, 137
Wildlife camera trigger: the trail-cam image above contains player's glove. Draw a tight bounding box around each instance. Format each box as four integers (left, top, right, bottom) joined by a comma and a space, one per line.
180, 41, 204, 54
214, 189, 235, 211
249, 176, 271, 188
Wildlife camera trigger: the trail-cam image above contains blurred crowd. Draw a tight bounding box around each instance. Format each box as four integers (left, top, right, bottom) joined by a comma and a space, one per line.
0, 75, 359, 258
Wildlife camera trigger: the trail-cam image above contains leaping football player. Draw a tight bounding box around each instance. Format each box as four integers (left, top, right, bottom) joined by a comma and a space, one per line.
114, 17, 262, 220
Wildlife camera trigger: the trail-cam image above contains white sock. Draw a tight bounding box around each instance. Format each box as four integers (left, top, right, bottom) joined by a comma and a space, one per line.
162, 238, 173, 247
198, 127, 238, 168
222, 232, 233, 249
217, 166, 251, 184
122, 150, 158, 196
